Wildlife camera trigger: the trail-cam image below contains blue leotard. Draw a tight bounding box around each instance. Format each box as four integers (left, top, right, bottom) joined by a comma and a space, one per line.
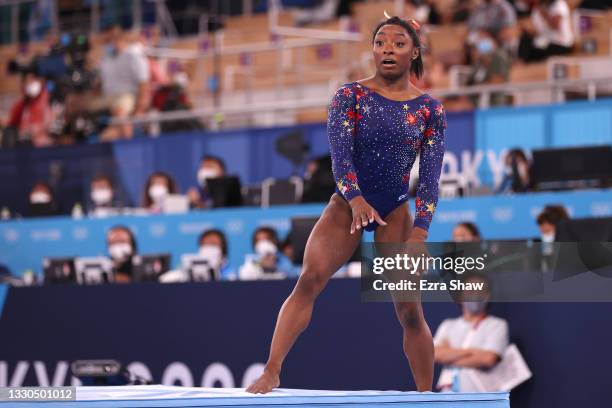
328, 81, 447, 232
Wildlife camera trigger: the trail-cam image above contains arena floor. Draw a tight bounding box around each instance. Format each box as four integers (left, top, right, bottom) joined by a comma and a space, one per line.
0, 386, 510, 407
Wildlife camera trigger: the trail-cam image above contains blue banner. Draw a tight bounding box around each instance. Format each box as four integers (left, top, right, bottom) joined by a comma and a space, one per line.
1, 189, 611, 278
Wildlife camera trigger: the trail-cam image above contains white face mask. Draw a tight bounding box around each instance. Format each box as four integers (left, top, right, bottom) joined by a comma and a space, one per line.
108, 243, 132, 261
173, 72, 188, 88
25, 80, 42, 98
149, 184, 169, 203
91, 188, 113, 205
197, 168, 220, 187
255, 240, 277, 257
199, 245, 223, 269
541, 232, 555, 243
30, 191, 51, 204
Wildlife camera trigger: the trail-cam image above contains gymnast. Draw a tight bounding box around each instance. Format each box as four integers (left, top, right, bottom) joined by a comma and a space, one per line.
247, 15, 447, 394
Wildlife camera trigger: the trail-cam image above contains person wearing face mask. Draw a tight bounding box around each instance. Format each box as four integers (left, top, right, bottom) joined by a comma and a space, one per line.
198, 229, 236, 280
106, 225, 137, 283
27, 181, 59, 217
467, 31, 512, 107
92, 26, 150, 142
433, 274, 509, 392
141, 171, 177, 213
87, 174, 122, 215
187, 155, 226, 209
536, 205, 569, 265
5, 68, 54, 148
239, 227, 299, 280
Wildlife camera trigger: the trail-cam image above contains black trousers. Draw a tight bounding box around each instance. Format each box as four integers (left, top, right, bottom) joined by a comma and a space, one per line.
518, 31, 574, 62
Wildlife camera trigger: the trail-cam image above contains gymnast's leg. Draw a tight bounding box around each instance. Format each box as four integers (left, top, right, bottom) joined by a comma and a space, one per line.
375, 203, 434, 391
246, 194, 362, 394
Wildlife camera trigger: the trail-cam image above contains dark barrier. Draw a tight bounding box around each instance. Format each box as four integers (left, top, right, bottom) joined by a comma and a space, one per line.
0, 280, 610, 408
0, 111, 475, 216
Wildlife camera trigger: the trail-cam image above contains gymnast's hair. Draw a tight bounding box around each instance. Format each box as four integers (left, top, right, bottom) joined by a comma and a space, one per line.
372, 16, 424, 79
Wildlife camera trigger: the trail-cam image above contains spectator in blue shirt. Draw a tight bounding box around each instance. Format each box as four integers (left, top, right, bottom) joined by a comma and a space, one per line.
239, 226, 300, 279
198, 229, 236, 280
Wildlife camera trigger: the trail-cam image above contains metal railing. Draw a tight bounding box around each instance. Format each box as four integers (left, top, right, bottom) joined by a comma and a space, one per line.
110, 76, 612, 129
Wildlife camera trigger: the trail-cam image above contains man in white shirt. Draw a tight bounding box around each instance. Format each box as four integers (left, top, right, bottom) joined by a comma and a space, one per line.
94, 26, 151, 141
433, 274, 509, 392
518, 0, 574, 62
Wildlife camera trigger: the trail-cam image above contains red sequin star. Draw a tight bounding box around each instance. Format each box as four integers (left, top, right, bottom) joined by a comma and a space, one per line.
415, 197, 422, 208
406, 112, 417, 125
419, 106, 431, 120
346, 109, 363, 121
343, 88, 352, 97
424, 128, 434, 138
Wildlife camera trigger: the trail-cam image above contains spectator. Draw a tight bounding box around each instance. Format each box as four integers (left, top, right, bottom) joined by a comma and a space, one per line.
198, 229, 236, 280
452, 222, 482, 242
187, 155, 226, 209
536, 205, 569, 242
239, 226, 299, 279
467, 31, 512, 106
5, 67, 54, 147
404, 0, 442, 25
27, 181, 58, 217
87, 174, 122, 215
434, 274, 510, 392
106, 225, 137, 283
151, 66, 203, 133
141, 171, 177, 212
95, 26, 151, 141
496, 148, 532, 193
467, 0, 517, 45
301, 155, 335, 203
518, 0, 574, 62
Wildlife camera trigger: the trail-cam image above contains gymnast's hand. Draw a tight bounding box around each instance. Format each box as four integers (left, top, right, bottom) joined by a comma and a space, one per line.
348, 196, 387, 234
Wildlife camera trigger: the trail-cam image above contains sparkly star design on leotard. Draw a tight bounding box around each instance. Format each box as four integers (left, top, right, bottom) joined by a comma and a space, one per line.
327, 82, 447, 231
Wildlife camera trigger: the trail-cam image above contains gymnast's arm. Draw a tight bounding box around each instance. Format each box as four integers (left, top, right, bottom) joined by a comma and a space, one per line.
410, 99, 447, 242
327, 86, 386, 232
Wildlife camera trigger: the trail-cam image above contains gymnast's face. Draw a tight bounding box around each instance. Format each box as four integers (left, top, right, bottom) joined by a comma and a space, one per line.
372, 24, 418, 80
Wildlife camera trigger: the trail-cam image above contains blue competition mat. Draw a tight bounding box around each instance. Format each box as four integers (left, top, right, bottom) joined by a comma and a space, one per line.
0, 386, 510, 408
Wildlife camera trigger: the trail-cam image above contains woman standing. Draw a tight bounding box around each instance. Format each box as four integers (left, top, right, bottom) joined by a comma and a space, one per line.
247, 16, 447, 393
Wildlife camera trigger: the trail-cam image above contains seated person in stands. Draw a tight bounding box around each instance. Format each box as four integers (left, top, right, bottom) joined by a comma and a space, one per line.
239, 227, 299, 279
536, 205, 569, 242
518, 0, 574, 62
434, 273, 509, 392
106, 225, 138, 283
141, 171, 177, 213
452, 222, 482, 242
301, 155, 336, 203
92, 26, 150, 141
467, 31, 512, 107
496, 148, 532, 193
467, 0, 517, 51
187, 155, 226, 209
198, 229, 236, 280
87, 174, 122, 215
4, 66, 54, 148
27, 181, 59, 217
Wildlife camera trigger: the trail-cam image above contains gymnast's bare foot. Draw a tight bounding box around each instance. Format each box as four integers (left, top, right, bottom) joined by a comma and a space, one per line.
246, 369, 280, 394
